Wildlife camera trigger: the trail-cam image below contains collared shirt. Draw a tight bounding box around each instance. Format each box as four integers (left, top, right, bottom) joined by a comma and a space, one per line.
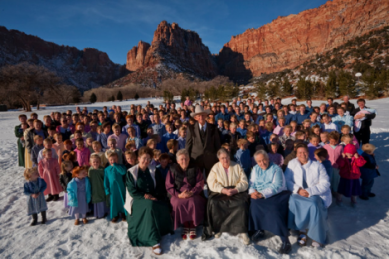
199, 122, 207, 132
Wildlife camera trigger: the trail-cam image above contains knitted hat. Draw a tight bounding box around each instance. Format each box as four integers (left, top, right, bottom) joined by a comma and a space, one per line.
344, 144, 357, 155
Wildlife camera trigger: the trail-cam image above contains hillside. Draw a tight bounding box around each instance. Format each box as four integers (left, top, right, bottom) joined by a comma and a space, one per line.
218, 0, 389, 83
0, 26, 127, 91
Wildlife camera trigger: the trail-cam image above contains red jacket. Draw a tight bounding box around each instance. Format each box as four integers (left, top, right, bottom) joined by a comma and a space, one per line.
338, 156, 366, 180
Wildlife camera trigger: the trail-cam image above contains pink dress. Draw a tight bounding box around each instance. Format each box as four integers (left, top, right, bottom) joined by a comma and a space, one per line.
38, 158, 63, 195
74, 147, 91, 166
107, 133, 127, 151
323, 144, 344, 169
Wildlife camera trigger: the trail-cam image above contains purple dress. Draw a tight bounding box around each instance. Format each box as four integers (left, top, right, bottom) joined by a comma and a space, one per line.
166, 168, 206, 229
68, 178, 89, 218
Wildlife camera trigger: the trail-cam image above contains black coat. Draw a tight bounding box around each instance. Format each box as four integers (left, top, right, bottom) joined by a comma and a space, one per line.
185, 122, 221, 176
351, 107, 376, 130
344, 102, 356, 114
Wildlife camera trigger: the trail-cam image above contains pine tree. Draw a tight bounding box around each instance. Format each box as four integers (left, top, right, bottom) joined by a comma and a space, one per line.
326, 71, 338, 98
295, 77, 313, 100
163, 90, 174, 102
134, 93, 139, 100
338, 70, 357, 97
256, 82, 267, 100
111, 95, 115, 102
360, 69, 378, 99
89, 93, 97, 103
117, 91, 123, 101
282, 77, 293, 96
267, 81, 280, 98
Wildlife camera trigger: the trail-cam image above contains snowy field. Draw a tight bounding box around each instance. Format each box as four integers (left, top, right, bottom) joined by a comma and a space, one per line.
1, 97, 389, 258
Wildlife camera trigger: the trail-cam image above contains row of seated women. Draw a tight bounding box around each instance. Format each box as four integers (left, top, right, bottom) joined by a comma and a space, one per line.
125, 144, 330, 255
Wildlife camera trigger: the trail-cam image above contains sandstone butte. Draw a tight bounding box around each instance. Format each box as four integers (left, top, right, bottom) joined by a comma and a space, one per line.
126, 21, 218, 79
218, 0, 389, 81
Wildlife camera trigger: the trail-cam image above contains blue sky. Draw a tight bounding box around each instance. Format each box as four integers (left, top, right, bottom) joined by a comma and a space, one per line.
0, 0, 328, 64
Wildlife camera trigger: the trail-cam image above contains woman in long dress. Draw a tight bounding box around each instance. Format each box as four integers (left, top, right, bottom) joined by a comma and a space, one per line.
124, 147, 173, 255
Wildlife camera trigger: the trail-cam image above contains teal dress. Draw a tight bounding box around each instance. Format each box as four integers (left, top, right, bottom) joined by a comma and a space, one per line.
104, 163, 127, 219
126, 168, 173, 246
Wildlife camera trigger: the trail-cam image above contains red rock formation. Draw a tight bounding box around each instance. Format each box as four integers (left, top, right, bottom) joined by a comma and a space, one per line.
218, 0, 389, 81
0, 26, 127, 90
126, 21, 218, 80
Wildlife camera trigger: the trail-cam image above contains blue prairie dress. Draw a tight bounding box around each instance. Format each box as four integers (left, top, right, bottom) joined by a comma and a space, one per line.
24, 178, 48, 215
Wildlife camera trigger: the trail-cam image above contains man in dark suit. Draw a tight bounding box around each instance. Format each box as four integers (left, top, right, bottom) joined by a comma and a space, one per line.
186, 105, 221, 178
342, 95, 356, 114
351, 98, 376, 146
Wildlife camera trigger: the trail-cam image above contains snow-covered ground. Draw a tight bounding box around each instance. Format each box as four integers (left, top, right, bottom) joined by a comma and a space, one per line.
1, 97, 389, 258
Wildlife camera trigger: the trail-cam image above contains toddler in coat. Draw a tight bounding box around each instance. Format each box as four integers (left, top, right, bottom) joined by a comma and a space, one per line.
68, 166, 91, 225
24, 168, 47, 226
358, 144, 379, 200
337, 144, 366, 207
59, 160, 73, 209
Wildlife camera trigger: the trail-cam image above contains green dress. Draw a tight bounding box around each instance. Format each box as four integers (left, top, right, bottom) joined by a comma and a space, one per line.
104, 163, 127, 218
126, 168, 173, 247
15, 125, 25, 167
88, 167, 108, 205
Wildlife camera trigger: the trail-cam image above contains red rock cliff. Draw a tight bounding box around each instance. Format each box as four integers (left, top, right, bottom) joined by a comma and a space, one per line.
218, 0, 389, 81
126, 21, 218, 79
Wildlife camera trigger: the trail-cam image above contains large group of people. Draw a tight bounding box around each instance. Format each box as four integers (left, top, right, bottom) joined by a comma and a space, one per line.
17, 95, 380, 255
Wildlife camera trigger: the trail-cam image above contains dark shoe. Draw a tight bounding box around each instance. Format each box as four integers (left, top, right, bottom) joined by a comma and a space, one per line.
278, 242, 292, 254
41, 211, 47, 224
359, 195, 369, 200
201, 233, 211, 241
46, 194, 54, 202
30, 214, 38, 226
111, 216, 119, 223
53, 195, 59, 201
251, 230, 265, 242
368, 193, 376, 198
122, 214, 126, 222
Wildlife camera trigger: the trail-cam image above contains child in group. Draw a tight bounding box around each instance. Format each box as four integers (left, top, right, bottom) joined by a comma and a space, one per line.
104, 152, 127, 222
105, 138, 123, 164
314, 148, 333, 179
126, 127, 143, 150
89, 154, 109, 219
60, 160, 73, 210
340, 134, 354, 147
108, 123, 127, 151
37, 138, 59, 164
124, 151, 137, 170
237, 120, 247, 136
151, 149, 162, 167
92, 141, 108, 167
85, 137, 94, 154
258, 120, 267, 135
310, 112, 321, 127
38, 148, 62, 202
146, 138, 157, 150
89, 121, 99, 141
63, 139, 73, 156
268, 142, 284, 167
340, 125, 359, 149
71, 130, 86, 148
97, 122, 112, 151
31, 135, 44, 167
321, 114, 337, 133
53, 133, 65, 165
284, 139, 295, 157
302, 119, 311, 131
320, 132, 329, 146
74, 138, 91, 166
63, 151, 79, 168
290, 121, 298, 137
68, 166, 92, 225
167, 139, 179, 164
273, 117, 286, 136
162, 123, 178, 153
337, 144, 366, 207
261, 122, 274, 145
358, 144, 379, 200
311, 125, 321, 137
156, 153, 170, 180
246, 131, 257, 157
279, 125, 295, 148
125, 141, 137, 153
324, 131, 344, 194
307, 135, 321, 161
142, 128, 154, 146
177, 127, 187, 150
24, 167, 48, 226
221, 143, 231, 154
46, 126, 57, 144
234, 139, 251, 179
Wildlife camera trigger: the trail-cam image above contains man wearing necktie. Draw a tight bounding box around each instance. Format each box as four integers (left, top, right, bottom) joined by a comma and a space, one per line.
186, 105, 221, 178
